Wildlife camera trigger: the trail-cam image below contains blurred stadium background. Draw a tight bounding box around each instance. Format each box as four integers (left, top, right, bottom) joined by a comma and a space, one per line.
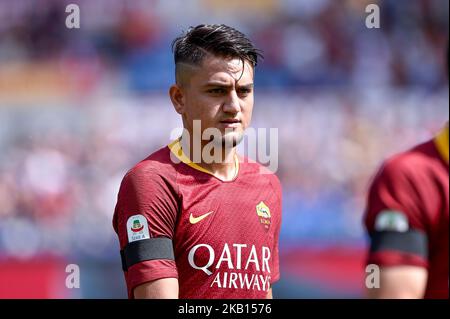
0, 0, 448, 298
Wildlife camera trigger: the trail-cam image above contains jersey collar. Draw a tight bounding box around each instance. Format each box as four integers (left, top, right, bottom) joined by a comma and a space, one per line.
168, 138, 240, 181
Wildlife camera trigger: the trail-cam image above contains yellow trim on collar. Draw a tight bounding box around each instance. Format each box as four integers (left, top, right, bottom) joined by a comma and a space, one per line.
168, 139, 240, 180
434, 124, 449, 164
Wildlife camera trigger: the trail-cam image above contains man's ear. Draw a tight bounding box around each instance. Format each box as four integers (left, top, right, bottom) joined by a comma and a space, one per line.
169, 84, 185, 115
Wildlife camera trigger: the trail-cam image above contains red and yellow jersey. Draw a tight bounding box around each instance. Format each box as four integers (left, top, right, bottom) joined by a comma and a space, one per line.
113, 139, 282, 299
364, 125, 449, 299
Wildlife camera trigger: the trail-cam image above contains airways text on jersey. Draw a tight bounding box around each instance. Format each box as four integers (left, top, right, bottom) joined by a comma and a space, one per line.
188, 243, 272, 292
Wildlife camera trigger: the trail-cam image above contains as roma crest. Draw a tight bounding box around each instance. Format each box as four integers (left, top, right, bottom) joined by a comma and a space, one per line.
256, 201, 271, 230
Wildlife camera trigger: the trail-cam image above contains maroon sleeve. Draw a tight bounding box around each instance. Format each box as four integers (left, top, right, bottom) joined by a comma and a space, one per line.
113, 162, 180, 298
364, 157, 429, 268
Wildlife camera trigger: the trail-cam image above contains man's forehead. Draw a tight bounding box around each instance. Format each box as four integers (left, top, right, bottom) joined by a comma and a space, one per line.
204, 56, 244, 70
199, 56, 254, 83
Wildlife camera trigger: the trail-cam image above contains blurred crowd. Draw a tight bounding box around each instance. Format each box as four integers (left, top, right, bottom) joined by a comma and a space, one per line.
0, 0, 448, 262
0, 91, 447, 260
0, 0, 448, 97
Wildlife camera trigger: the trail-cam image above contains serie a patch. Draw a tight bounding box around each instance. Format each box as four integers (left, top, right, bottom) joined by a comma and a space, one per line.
374, 210, 409, 232
126, 214, 150, 243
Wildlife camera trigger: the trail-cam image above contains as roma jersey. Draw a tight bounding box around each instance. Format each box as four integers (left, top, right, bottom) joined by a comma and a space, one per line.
364, 125, 449, 298
113, 139, 282, 299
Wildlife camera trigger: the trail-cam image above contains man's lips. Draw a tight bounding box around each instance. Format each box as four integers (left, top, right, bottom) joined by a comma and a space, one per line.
220, 119, 241, 128
220, 119, 241, 123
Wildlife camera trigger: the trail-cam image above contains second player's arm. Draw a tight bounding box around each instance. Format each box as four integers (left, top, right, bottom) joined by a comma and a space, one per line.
367, 266, 428, 299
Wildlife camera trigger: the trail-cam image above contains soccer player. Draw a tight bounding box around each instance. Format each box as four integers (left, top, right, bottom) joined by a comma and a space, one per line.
112, 24, 281, 299
363, 123, 449, 298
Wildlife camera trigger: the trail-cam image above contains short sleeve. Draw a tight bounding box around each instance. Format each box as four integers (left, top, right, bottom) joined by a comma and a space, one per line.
363, 158, 429, 269
113, 164, 180, 297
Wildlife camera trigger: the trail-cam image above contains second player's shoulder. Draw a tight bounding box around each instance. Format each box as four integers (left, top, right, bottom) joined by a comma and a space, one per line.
373, 139, 439, 184
364, 139, 441, 227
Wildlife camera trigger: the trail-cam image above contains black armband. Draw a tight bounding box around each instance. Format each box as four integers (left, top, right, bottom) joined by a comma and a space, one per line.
370, 229, 428, 259
120, 237, 174, 271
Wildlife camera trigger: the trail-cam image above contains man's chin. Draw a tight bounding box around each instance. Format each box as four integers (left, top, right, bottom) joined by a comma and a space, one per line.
221, 133, 244, 148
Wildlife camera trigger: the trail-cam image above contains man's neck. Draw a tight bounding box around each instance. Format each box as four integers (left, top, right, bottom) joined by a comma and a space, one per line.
205, 147, 238, 181
180, 136, 238, 182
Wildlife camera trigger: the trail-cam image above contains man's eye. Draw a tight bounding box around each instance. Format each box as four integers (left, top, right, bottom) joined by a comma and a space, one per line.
238, 89, 251, 95
208, 88, 226, 94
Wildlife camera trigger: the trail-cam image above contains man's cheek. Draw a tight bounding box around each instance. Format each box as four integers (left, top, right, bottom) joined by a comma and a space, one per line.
243, 114, 252, 129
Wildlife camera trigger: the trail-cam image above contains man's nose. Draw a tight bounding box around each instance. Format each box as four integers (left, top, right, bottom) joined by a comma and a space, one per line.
222, 90, 241, 114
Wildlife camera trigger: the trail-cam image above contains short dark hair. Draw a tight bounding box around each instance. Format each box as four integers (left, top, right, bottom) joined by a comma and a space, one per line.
171, 24, 263, 72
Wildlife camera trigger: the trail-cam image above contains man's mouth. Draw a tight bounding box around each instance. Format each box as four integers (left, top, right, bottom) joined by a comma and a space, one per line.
220, 119, 242, 128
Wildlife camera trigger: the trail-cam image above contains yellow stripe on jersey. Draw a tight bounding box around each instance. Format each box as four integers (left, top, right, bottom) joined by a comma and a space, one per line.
434, 124, 449, 164
168, 138, 240, 180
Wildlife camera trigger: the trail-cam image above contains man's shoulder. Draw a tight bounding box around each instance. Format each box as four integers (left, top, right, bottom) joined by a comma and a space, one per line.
125, 145, 177, 182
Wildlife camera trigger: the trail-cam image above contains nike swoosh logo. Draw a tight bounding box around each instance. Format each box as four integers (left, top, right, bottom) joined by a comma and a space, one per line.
189, 211, 214, 224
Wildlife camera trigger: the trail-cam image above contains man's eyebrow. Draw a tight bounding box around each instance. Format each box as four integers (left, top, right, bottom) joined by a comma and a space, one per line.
203, 82, 254, 88
237, 83, 254, 89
